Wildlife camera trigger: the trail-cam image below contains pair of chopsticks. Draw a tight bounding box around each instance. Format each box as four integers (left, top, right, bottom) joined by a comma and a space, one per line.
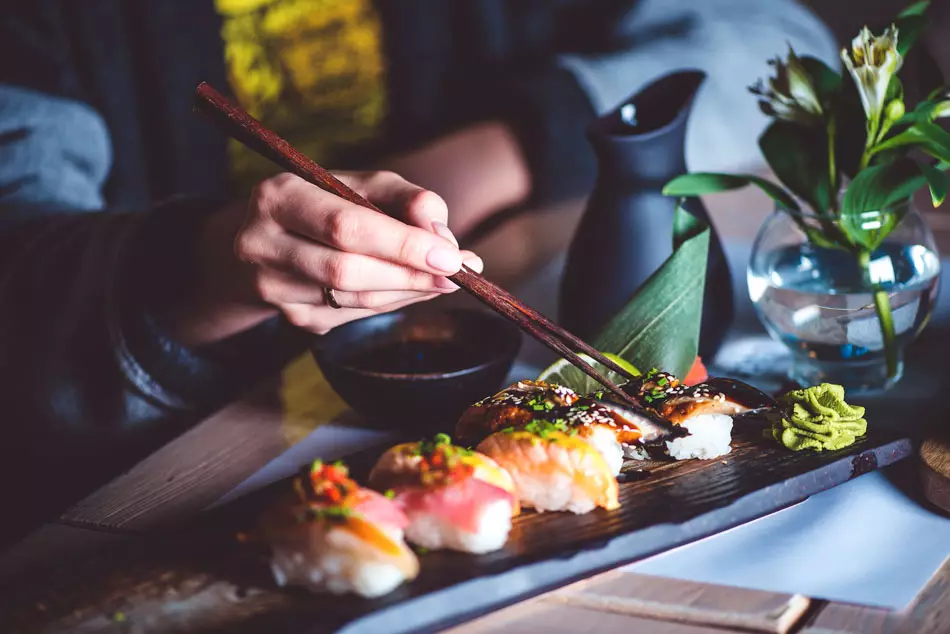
193, 82, 670, 427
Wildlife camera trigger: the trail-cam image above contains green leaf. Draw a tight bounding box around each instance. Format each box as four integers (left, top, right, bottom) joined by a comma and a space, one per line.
593, 205, 709, 379
840, 159, 922, 249
885, 76, 904, 105
840, 209, 902, 251
759, 121, 832, 213
798, 56, 842, 105
897, 99, 940, 125
894, 14, 928, 56
662, 172, 800, 211
842, 159, 924, 213
898, 0, 930, 18
874, 121, 950, 163
919, 162, 949, 206
834, 80, 871, 178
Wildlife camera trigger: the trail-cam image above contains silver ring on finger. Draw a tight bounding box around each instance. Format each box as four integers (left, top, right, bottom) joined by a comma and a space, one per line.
324, 287, 342, 309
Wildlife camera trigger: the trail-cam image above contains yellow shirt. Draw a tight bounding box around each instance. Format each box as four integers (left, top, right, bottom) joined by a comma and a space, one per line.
215, 0, 387, 194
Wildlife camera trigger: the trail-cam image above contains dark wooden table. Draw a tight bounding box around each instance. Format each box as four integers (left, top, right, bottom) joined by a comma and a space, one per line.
2, 187, 949, 633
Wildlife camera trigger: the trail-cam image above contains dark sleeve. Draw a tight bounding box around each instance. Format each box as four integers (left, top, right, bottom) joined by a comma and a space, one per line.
0, 9, 291, 544
0, 197, 296, 547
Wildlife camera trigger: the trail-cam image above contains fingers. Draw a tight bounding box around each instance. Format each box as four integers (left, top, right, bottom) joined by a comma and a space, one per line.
241, 227, 483, 296
240, 232, 478, 293
334, 171, 452, 239
280, 293, 439, 335
251, 267, 452, 307
238, 171, 482, 336
258, 173, 462, 276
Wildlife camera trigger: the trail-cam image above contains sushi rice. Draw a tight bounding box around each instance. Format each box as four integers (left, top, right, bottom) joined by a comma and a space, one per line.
665, 414, 733, 459
368, 436, 518, 554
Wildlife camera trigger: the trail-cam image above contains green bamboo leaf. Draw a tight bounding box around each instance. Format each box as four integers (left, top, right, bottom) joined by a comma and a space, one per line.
593, 205, 709, 379
662, 173, 800, 211
874, 121, 950, 163
759, 121, 832, 214
919, 162, 949, 206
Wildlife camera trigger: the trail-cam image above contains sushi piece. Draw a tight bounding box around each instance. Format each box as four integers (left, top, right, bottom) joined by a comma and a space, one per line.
455, 380, 579, 445
456, 380, 665, 475
653, 377, 778, 423
608, 373, 777, 460
259, 460, 419, 598
663, 414, 734, 459
368, 434, 518, 554
476, 422, 620, 514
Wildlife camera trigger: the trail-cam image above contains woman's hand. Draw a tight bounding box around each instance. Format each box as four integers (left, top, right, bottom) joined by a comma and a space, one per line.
168, 171, 482, 346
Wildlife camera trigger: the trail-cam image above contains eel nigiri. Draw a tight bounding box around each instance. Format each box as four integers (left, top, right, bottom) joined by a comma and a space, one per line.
456, 380, 670, 474
476, 422, 619, 514
260, 460, 419, 598
368, 434, 518, 554
605, 372, 777, 460
456, 380, 578, 445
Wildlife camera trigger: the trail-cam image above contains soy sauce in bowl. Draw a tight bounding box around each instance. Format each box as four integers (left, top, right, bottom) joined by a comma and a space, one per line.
342, 340, 479, 376
311, 309, 521, 432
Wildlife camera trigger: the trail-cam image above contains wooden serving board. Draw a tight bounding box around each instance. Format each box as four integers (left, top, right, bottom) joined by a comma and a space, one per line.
2, 423, 911, 634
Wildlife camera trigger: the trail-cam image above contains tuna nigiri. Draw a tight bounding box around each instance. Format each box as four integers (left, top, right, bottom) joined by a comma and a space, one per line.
368, 434, 518, 554
260, 460, 419, 598
476, 422, 619, 514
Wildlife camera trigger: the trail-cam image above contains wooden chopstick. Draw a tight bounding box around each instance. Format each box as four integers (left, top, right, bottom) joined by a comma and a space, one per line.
193, 82, 670, 425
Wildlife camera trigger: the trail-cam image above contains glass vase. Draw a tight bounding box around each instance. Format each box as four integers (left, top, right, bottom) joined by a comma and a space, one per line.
747, 202, 941, 393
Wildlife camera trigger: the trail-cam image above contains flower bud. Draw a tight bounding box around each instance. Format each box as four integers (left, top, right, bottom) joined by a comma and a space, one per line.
934, 96, 950, 120
885, 99, 905, 123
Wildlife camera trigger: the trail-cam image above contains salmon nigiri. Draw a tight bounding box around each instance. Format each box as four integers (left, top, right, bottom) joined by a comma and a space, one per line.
369, 434, 518, 554
260, 460, 419, 598
476, 422, 620, 514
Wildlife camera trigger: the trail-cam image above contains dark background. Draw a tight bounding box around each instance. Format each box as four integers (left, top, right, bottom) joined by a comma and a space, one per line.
805, 0, 950, 78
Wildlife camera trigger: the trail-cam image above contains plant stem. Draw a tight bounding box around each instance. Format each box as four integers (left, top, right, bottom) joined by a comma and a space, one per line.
860, 116, 880, 171
827, 115, 837, 209
859, 249, 898, 380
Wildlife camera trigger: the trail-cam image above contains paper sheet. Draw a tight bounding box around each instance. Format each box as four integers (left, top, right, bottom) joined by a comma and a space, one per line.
626, 470, 950, 610
211, 422, 398, 508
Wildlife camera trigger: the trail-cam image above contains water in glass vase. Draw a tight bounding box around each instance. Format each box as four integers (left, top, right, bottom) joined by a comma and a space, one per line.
748, 242, 940, 392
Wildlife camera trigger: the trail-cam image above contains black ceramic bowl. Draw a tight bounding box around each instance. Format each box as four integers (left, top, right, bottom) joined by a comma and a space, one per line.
311, 308, 522, 433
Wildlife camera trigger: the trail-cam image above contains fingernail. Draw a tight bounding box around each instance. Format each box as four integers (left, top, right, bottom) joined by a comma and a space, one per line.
431, 221, 458, 247
426, 246, 462, 274
463, 255, 484, 274
436, 276, 458, 290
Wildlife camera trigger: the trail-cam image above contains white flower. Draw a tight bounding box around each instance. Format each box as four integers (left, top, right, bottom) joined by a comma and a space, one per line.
749, 47, 823, 124
841, 25, 903, 124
